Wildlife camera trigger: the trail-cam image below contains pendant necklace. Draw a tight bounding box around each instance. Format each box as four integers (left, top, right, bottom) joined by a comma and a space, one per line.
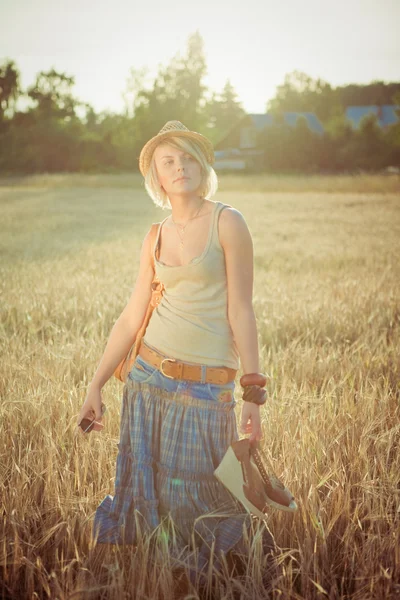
171, 198, 206, 250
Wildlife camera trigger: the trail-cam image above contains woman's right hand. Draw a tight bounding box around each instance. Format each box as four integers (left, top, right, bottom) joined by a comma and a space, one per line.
77, 384, 105, 434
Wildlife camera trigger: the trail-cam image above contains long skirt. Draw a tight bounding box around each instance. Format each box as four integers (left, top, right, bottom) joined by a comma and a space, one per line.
93, 342, 278, 585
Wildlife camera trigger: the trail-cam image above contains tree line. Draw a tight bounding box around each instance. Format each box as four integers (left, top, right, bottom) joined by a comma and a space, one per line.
1, 31, 399, 174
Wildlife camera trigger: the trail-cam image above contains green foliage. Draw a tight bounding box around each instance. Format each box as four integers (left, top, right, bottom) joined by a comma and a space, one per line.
267, 70, 339, 122
27, 68, 77, 120
202, 80, 246, 144
0, 58, 20, 120
0, 40, 399, 175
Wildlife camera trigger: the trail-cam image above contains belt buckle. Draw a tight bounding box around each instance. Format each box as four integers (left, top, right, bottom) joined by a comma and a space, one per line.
160, 357, 176, 379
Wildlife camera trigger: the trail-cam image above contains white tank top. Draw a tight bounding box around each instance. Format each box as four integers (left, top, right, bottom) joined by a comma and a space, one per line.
142, 200, 240, 369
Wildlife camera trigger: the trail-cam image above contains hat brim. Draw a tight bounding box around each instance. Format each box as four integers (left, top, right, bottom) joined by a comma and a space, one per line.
139, 130, 215, 177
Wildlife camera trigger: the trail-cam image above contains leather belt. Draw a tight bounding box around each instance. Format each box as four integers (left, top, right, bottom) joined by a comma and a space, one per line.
138, 342, 237, 384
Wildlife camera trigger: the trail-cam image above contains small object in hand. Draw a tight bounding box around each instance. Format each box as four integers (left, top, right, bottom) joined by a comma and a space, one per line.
240, 372, 268, 388
242, 385, 267, 406
78, 403, 107, 433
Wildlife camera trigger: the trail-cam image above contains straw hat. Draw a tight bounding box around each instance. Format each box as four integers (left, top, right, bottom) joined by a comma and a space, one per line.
139, 120, 215, 177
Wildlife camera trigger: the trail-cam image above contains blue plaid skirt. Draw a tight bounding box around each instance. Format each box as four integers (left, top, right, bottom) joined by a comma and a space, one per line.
93, 342, 275, 584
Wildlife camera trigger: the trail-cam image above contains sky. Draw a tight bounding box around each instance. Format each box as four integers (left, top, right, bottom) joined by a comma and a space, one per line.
1, 0, 399, 116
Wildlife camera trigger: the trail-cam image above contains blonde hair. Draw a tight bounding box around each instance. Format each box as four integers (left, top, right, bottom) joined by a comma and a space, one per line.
144, 136, 218, 209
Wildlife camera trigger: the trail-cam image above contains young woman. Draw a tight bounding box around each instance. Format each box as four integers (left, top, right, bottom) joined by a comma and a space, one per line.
77, 120, 278, 586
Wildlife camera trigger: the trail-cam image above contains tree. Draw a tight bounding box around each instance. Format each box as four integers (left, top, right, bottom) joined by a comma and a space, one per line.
337, 80, 400, 107
386, 90, 400, 148
0, 59, 20, 120
27, 68, 78, 120
123, 66, 151, 119
352, 113, 389, 171
267, 70, 339, 122
203, 80, 246, 143
174, 30, 208, 130
130, 31, 210, 160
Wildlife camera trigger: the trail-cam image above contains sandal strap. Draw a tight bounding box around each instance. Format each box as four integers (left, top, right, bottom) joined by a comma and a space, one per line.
232, 439, 295, 510
231, 439, 268, 513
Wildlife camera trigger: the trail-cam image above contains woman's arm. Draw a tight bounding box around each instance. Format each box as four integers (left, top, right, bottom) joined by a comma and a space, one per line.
219, 208, 259, 375
89, 227, 155, 391
219, 207, 264, 441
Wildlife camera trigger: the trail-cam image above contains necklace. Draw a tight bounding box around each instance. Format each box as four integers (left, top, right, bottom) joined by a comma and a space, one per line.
171, 198, 206, 249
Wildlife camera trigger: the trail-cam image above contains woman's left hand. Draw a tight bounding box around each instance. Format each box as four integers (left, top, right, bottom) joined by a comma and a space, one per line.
239, 402, 263, 441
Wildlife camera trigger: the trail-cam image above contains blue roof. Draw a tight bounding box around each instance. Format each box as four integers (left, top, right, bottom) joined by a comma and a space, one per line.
283, 112, 325, 134
346, 105, 400, 128
248, 114, 274, 130
247, 112, 324, 134
215, 111, 325, 149
214, 148, 242, 158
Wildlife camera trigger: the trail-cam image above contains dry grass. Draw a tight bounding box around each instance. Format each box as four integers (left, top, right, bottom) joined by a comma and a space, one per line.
0, 173, 399, 599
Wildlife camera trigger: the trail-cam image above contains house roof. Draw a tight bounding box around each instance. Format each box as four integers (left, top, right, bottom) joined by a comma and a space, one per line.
346, 105, 400, 128
215, 112, 325, 149
282, 112, 324, 134
247, 114, 274, 130
245, 112, 324, 134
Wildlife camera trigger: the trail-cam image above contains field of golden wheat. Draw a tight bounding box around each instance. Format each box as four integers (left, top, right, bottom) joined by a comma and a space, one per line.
1, 173, 399, 600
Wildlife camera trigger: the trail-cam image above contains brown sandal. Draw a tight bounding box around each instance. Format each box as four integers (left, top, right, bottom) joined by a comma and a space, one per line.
214, 438, 297, 518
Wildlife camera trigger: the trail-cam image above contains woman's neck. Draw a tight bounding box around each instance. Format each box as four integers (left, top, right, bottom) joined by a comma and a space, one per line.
169, 196, 206, 223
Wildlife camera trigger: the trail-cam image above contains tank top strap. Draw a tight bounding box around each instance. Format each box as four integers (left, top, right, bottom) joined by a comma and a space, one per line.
210, 201, 232, 251
154, 215, 169, 262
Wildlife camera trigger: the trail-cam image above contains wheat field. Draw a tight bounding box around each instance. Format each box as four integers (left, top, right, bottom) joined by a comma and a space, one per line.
0, 173, 399, 600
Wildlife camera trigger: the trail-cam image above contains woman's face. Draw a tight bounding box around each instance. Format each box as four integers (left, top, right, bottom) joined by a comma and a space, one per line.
153, 143, 203, 196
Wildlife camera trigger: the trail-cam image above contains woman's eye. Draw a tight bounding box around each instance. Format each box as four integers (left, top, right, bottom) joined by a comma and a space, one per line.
164, 156, 192, 165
